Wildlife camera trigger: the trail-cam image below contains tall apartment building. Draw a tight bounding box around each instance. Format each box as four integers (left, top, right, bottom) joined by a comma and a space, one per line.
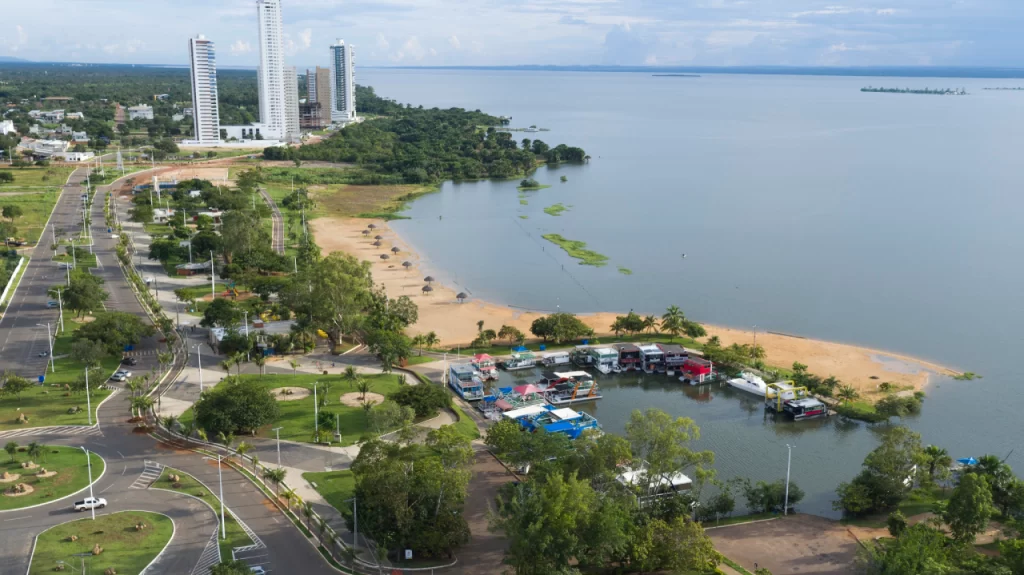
307, 69, 317, 104
188, 35, 221, 144
283, 66, 300, 142
256, 0, 286, 138
329, 39, 356, 123
315, 66, 331, 115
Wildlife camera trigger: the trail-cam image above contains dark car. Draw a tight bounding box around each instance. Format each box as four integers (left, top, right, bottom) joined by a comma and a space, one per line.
121, 357, 138, 366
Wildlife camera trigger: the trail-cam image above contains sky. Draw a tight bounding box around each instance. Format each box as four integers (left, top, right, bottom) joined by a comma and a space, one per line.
2, 0, 1023, 69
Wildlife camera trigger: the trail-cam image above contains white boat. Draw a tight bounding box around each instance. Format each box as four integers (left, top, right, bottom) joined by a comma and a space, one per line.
541, 351, 571, 366
588, 347, 619, 375
727, 372, 769, 397
611, 364, 622, 374
503, 351, 537, 371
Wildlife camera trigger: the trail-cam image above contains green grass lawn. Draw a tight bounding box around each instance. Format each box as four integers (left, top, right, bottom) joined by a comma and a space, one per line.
450, 403, 481, 440
156, 466, 254, 559
404, 355, 437, 366
302, 469, 355, 517
0, 446, 104, 511
142, 223, 171, 237
841, 486, 950, 528
0, 189, 62, 245
0, 255, 29, 307
0, 384, 113, 430
28, 511, 172, 575
53, 251, 98, 270
0, 166, 74, 188
181, 373, 407, 446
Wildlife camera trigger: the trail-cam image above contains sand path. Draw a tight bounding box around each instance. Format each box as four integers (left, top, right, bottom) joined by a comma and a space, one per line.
311, 216, 959, 393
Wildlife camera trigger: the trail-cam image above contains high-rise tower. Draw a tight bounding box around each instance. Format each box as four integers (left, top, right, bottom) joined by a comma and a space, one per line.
329, 39, 356, 123
256, 0, 286, 138
283, 66, 300, 142
188, 35, 221, 144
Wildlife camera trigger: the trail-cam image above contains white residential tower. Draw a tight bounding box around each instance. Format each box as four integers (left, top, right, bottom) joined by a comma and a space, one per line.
256, 0, 286, 138
283, 66, 300, 142
329, 39, 356, 123
188, 35, 221, 144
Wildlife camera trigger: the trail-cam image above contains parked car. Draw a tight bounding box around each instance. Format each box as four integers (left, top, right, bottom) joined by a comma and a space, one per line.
117, 370, 132, 378
46, 301, 59, 308
73, 497, 107, 511
38, 351, 49, 357
58, 262, 74, 269
121, 357, 138, 366
250, 568, 267, 575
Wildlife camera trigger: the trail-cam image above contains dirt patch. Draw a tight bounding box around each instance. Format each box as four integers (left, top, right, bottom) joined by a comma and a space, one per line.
339, 392, 384, 407
3, 483, 34, 497
260, 498, 280, 513
709, 514, 858, 575
273, 387, 312, 401
312, 183, 433, 217
155, 442, 190, 454
0, 472, 21, 483
36, 470, 58, 479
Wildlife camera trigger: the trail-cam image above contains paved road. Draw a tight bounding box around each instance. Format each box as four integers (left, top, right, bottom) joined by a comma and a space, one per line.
0, 168, 89, 377
259, 187, 285, 255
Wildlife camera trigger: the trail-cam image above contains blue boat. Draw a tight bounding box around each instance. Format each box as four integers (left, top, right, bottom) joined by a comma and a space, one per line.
448, 363, 485, 401
503, 404, 601, 439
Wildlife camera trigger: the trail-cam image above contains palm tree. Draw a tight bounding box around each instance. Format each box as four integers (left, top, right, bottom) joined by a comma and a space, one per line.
232, 352, 246, 376
161, 414, 178, 432
184, 419, 197, 445
411, 334, 425, 356
301, 500, 314, 530
662, 305, 685, 326
281, 487, 298, 511
157, 352, 174, 372
289, 359, 300, 375
924, 445, 952, 482
251, 454, 259, 475
196, 428, 208, 443
642, 315, 659, 335
220, 359, 233, 375
356, 378, 371, 401
254, 355, 266, 378
236, 441, 252, 463
317, 516, 329, 543
124, 378, 142, 398
4, 441, 17, 462
424, 331, 439, 350
131, 396, 154, 419
264, 467, 286, 495
343, 366, 358, 388
476, 320, 484, 333
835, 385, 859, 404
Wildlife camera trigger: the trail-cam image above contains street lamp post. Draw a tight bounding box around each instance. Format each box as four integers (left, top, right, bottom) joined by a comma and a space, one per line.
38, 323, 55, 373
273, 427, 283, 468
784, 444, 793, 516
81, 446, 95, 520
56, 289, 65, 333
218, 454, 226, 538
193, 344, 204, 392
85, 367, 92, 426
313, 382, 319, 442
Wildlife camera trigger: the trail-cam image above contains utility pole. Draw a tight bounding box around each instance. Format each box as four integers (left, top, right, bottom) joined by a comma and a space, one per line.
210, 250, 215, 301
82, 447, 95, 520
45, 323, 54, 373
57, 289, 65, 333
273, 427, 283, 468
313, 382, 319, 442
195, 344, 204, 392
85, 367, 92, 425
218, 454, 226, 538
784, 444, 792, 516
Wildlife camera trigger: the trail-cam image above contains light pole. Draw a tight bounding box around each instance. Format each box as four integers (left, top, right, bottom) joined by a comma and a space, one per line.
313, 382, 319, 442
273, 427, 283, 468
81, 446, 95, 520
218, 454, 226, 539
70, 238, 76, 269
38, 323, 55, 373
346, 496, 359, 562
193, 343, 204, 392
784, 444, 792, 516
56, 289, 65, 333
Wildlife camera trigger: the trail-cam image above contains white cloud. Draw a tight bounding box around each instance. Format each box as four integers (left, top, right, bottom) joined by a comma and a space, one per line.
376, 33, 390, 51
391, 36, 427, 61
100, 38, 143, 55
792, 6, 902, 17
429, 47, 437, 56
448, 35, 461, 49
229, 40, 252, 55
299, 28, 312, 49
7, 24, 28, 52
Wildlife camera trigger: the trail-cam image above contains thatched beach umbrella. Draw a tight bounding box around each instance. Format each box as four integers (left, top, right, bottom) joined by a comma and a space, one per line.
457, 292, 468, 303
402, 261, 413, 271
424, 276, 435, 284
374, 235, 383, 240
380, 254, 390, 260
422, 285, 434, 294
391, 246, 400, 254
372, 240, 382, 247
368, 223, 377, 230
361, 229, 370, 236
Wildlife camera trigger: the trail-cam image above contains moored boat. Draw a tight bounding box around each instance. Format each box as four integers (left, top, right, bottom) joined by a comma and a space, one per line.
547, 371, 602, 405
472, 353, 500, 381
504, 404, 600, 439
448, 363, 486, 401
502, 351, 537, 371
588, 347, 619, 374
541, 351, 571, 366
727, 371, 769, 396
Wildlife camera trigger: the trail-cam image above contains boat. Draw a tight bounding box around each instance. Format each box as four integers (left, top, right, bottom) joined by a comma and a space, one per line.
448, 363, 486, 401
472, 353, 500, 381
657, 343, 688, 372
588, 347, 619, 374
637, 344, 665, 373
615, 343, 642, 371
781, 397, 828, 420
524, 125, 539, 133
611, 364, 622, 374
536, 371, 564, 389
504, 404, 600, 439
616, 460, 692, 499
727, 371, 769, 396
570, 346, 594, 367
547, 371, 602, 405
480, 386, 547, 415
502, 351, 537, 371
541, 351, 571, 366
678, 356, 714, 384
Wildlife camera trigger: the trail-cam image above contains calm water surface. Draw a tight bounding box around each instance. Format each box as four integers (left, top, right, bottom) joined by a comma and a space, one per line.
360, 69, 1024, 516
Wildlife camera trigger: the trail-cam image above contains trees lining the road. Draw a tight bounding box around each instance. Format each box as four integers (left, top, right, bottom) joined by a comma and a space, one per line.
193, 376, 280, 437
73, 311, 156, 355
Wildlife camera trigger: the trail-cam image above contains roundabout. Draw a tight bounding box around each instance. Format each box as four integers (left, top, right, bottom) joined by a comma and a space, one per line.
28, 510, 174, 575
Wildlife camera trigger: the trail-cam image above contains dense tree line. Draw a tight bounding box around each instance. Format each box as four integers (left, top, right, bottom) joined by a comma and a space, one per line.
264, 86, 587, 184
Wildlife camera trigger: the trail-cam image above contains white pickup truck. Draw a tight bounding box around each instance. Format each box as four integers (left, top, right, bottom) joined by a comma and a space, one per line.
73, 497, 107, 511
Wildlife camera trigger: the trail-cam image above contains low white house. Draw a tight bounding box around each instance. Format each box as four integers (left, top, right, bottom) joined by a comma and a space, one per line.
58, 151, 96, 162
152, 208, 176, 223
0, 119, 14, 135
66, 112, 85, 120
128, 104, 154, 120
71, 131, 89, 142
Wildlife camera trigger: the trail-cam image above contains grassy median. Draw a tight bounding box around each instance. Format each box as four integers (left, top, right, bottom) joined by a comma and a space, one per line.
28, 511, 172, 575
0, 445, 104, 511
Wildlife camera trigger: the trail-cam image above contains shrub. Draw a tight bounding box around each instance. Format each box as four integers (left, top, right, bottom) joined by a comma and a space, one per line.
389, 382, 451, 418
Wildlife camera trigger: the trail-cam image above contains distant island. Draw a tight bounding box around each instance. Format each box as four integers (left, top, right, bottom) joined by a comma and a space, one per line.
984, 87, 1024, 91
861, 86, 967, 95
652, 74, 700, 78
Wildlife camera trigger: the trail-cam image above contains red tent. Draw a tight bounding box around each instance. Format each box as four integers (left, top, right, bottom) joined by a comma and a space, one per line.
514, 384, 545, 396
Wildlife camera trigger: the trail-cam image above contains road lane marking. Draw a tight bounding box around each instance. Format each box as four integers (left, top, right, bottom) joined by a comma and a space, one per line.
3, 516, 31, 522
122, 464, 128, 475
117, 450, 124, 458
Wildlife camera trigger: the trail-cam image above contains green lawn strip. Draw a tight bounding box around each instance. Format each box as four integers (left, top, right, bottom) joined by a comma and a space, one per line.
142, 223, 172, 237
302, 469, 355, 517
0, 384, 113, 430
0, 189, 61, 245
53, 251, 98, 270
833, 400, 886, 423
155, 466, 254, 558
450, 403, 481, 440
403, 355, 437, 366
541, 234, 609, 267
174, 282, 234, 301
28, 511, 172, 575
840, 486, 949, 528
0, 166, 74, 188
0, 446, 103, 510
720, 556, 754, 575
185, 374, 405, 446
543, 203, 569, 216
1, 255, 29, 308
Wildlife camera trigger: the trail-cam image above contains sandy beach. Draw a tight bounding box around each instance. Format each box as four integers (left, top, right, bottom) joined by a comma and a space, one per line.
311, 216, 959, 393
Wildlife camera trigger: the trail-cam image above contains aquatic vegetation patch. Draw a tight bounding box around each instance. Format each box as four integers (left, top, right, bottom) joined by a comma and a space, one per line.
542, 234, 609, 267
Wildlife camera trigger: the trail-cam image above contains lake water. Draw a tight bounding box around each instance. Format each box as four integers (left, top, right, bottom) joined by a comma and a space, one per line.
360, 68, 1024, 516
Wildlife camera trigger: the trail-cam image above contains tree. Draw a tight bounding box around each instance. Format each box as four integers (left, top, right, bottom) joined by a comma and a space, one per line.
530, 313, 593, 344
194, 377, 280, 436
59, 272, 109, 318
424, 331, 440, 350
965, 454, 1019, 515
263, 467, 286, 495
834, 426, 924, 516
858, 523, 950, 574
2, 205, 23, 222
211, 559, 255, 575
280, 253, 373, 350
642, 315, 659, 335
356, 378, 371, 401
235, 441, 252, 463
0, 172, 14, 184
389, 383, 451, 418
944, 472, 994, 544
73, 311, 155, 355
922, 445, 952, 485
887, 510, 908, 537
738, 479, 804, 513
4, 441, 17, 462
498, 325, 525, 346
836, 385, 859, 404
625, 409, 715, 495
1, 373, 32, 401
70, 339, 107, 367
367, 400, 414, 435
364, 329, 411, 372
201, 298, 242, 328
427, 425, 474, 469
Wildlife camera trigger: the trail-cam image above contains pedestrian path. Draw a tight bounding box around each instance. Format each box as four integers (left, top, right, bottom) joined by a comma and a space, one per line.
0, 424, 102, 439
131, 459, 164, 489
191, 528, 222, 575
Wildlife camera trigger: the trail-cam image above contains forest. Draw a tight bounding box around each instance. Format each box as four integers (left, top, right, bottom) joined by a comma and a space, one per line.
263, 86, 588, 184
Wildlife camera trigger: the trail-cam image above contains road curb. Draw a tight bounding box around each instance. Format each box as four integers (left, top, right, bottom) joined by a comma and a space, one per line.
138, 511, 175, 575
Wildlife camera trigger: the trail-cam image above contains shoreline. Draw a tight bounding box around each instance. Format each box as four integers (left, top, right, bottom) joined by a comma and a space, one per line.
311, 216, 960, 394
